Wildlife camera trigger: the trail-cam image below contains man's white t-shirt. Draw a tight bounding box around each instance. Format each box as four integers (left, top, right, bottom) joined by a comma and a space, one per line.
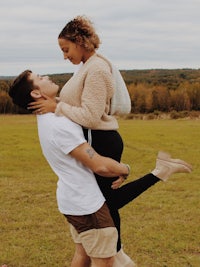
36, 113, 105, 215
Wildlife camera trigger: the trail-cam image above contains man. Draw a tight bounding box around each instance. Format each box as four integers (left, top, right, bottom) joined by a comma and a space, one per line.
8, 70, 133, 267
9, 70, 192, 267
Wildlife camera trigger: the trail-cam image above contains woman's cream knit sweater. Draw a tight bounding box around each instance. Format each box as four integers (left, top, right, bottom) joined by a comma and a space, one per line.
55, 53, 119, 130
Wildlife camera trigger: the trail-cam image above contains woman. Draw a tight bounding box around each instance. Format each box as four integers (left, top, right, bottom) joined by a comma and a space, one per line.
28, 16, 192, 265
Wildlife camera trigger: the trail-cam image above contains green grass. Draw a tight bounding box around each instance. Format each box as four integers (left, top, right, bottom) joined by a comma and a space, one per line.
0, 115, 199, 267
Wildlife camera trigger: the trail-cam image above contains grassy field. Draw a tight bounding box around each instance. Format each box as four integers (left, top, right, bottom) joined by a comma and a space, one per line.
0, 115, 199, 267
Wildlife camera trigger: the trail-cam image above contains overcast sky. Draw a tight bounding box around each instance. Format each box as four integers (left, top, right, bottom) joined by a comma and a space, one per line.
1, 0, 200, 76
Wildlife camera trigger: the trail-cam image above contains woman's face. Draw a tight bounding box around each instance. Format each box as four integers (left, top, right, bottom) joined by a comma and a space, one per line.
58, 38, 85, 65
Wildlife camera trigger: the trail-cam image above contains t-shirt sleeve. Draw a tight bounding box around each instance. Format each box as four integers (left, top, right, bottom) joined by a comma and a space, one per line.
53, 118, 86, 155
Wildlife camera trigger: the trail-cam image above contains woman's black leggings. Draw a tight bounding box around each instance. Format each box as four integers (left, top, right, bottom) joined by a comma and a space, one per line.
83, 129, 160, 251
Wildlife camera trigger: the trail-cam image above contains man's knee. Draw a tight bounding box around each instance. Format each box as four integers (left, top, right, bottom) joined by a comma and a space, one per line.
71, 243, 91, 267
91, 256, 114, 267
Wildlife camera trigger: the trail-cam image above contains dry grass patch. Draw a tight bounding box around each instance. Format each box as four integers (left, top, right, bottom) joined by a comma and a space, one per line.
0, 115, 199, 266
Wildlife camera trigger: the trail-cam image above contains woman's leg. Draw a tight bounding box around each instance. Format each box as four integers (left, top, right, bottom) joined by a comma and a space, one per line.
83, 129, 160, 252
113, 173, 160, 209
83, 129, 123, 251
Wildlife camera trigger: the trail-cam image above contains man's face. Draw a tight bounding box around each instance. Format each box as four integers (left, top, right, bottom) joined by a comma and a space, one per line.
30, 73, 59, 98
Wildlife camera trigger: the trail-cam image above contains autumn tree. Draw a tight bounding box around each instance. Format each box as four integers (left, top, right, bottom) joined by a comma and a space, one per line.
0, 91, 14, 113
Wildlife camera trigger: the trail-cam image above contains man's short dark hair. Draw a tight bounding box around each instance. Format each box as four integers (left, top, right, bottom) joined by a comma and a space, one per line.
9, 70, 34, 109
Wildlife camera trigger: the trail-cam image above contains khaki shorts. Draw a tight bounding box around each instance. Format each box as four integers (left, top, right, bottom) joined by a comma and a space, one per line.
64, 202, 118, 258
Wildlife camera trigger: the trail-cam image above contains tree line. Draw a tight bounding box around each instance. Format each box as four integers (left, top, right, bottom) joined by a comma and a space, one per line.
0, 69, 200, 114
128, 81, 199, 113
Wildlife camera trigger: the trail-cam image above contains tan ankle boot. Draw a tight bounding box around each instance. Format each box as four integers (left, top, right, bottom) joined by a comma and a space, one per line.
113, 248, 137, 267
152, 151, 192, 181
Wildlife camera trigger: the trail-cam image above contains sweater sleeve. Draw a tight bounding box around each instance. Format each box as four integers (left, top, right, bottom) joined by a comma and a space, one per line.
55, 69, 114, 129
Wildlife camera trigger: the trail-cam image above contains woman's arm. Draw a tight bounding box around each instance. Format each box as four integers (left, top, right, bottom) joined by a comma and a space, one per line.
55, 70, 114, 128
28, 70, 115, 128
28, 94, 57, 114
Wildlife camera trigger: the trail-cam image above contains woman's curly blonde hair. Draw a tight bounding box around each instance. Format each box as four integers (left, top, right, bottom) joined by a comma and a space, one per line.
58, 15, 101, 51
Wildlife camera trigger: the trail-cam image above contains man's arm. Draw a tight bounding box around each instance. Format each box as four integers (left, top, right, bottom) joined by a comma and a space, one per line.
70, 142, 130, 178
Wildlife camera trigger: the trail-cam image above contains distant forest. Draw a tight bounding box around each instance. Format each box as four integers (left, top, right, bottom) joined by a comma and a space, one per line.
0, 69, 200, 116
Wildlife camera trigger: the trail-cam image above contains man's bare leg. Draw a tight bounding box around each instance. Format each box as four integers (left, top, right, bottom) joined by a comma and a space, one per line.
91, 256, 114, 267
70, 243, 91, 267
